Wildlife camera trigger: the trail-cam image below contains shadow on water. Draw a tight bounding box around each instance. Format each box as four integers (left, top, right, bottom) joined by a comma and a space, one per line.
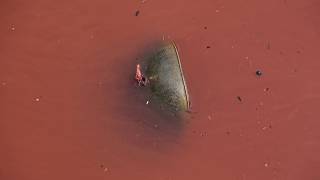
105, 40, 191, 151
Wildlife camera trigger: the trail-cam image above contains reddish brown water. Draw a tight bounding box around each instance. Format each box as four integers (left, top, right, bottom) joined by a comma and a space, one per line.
1, 0, 320, 179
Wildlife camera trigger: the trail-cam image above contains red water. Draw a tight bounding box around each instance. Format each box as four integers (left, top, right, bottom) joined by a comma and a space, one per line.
1, 0, 320, 179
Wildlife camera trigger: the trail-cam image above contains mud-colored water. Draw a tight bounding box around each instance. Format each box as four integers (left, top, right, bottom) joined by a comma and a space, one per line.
1, 0, 320, 179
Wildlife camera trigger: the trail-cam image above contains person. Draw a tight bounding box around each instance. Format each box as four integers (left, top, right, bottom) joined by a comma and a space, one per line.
135, 64, 148, 86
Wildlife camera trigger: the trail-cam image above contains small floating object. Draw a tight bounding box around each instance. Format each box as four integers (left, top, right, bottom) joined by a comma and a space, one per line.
144, 41, 190, 112
256, 70, 263, 76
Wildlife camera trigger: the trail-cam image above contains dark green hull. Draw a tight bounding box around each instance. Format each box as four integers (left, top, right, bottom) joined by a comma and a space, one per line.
146, 42, 190, 112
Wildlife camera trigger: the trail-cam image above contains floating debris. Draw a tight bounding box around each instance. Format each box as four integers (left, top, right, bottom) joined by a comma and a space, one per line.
135, 10, 140, 16
256, 70, 263, 76
10, 25, 15, 31
34, 97, 41, 102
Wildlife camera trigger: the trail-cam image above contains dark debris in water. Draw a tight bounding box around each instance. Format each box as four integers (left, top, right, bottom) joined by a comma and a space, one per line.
135, 10, 140, 16
256, 70, 263, 76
